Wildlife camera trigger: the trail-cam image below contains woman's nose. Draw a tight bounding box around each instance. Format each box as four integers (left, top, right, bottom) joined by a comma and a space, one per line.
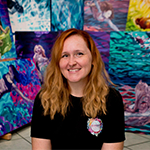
68, 56, 77, 67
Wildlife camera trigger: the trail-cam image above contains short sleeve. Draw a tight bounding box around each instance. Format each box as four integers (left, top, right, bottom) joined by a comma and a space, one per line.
31, 92, 51, 139
102, 88, 125, 143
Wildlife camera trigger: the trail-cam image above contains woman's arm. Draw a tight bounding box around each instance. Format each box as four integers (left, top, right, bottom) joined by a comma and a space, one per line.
101, 141, 124, 150
32, 137, 52, 150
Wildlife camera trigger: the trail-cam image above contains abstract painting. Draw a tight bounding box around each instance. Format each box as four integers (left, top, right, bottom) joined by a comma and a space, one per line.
51, 0, 84, 31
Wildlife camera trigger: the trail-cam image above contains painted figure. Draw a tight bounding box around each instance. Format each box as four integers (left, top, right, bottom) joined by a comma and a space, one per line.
33, 45, 49, 83
126, 80, 150, 113
0, 18, 12, 58
0, 19, 9, 47
0, 65, 33, 103
87, 0, 119, 31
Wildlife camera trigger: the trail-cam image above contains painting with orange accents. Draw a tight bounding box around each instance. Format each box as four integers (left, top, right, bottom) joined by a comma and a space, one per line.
83, 0, 130, 32
126, 0, 150, 31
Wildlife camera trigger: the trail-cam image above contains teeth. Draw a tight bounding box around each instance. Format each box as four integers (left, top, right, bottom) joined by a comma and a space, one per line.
69, 69, 79, 72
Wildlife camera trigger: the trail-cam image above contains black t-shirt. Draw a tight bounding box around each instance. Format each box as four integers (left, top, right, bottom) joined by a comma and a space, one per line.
31, 87, 125, 149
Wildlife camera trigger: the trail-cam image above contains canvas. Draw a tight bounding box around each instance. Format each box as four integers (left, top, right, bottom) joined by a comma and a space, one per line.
0, 58, 41, 136
15, 31, 59, 83
109, 31, 150, 134
126, 0, 150, 31
7, 0, 51, 32
84, 0, 130, 32
51, 0, 84, 31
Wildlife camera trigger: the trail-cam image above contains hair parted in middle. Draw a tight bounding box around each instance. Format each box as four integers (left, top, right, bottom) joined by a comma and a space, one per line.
40, 28, 113, 119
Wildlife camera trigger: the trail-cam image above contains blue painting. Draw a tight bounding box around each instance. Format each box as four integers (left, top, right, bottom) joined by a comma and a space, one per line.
0, 58, 41, 136
109, 31, 150, 134
51, 0, 84, 31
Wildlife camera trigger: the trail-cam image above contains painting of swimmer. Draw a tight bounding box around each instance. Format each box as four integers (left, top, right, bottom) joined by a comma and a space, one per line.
0, 1, 16, 59
15, 31, 59, 83
7, 0, 51, 32
87, 31, 110, 71
51, 0, 84, 31
0, 58, 41, 137
109, 31, 150, 134
126, 0, 150, 31
84, 0, 130, 32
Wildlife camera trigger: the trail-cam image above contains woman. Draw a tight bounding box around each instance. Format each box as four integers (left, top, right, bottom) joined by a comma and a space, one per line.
33, 45, 49, 83
31, 28, 125, 150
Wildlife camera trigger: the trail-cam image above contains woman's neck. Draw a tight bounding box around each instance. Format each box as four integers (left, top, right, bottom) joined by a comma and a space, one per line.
68, 81, 87, 97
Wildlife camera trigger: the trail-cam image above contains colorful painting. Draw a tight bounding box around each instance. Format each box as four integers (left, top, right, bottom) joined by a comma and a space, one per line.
87, 31, 110, 71
0, 0, 17, 60
51, 0, 84, 31
126, 0, 150, 31
7, 0, 51, 32
15, 31, 59, 83
0, 58, 41, 136
109, 31, 150, 134
84, 0, 130, 32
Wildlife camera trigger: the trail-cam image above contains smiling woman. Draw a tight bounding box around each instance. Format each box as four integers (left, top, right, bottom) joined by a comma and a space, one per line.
31, 28, 125, 150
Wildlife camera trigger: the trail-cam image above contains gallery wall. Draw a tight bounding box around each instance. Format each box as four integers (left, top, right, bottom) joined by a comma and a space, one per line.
0, 0, 150, 136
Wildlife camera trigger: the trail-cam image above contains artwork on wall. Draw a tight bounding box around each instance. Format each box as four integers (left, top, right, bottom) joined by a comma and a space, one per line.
126, 0, 150, 31
0, 58, 41, 136
7, 0, 51, 33
87, 31, 110, 71
15, 31, 59, 83
0, 0, 17, 60
51, 0, 84, 31
109, 31, 150, 134
84, 0, 130, 32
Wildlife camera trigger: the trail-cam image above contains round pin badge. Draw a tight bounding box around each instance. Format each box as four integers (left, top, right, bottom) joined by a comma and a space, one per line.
87, 118, 103, 137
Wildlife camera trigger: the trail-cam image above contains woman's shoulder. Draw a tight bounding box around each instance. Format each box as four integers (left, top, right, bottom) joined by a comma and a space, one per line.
106, 87, 123, 108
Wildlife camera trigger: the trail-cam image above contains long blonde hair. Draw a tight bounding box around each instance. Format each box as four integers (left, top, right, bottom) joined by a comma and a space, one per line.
40, 28, 113, 119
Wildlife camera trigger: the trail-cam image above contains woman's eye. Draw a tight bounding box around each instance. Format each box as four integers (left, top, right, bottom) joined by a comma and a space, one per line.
61, 54, 68, 58
77, 52, 83, 56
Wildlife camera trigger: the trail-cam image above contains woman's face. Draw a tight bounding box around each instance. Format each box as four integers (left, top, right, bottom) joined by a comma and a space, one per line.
103, 10, 112, 19
59, 35, 92, 86
35, 46, 42, 54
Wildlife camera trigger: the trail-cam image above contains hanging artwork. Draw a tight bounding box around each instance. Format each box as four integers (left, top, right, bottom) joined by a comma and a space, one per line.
7, 0, 51, 33
0, 0, 17, 60
15, 31, 59, 83
109, 31, 150, 134
51, 0, 84, 31
0, 58, 41, 136
126, 0, 150, 31
84, 0, 130, 32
